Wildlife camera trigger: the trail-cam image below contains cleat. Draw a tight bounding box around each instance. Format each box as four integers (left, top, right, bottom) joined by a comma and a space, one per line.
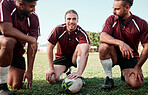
65, 67, 71, 76
80, 77, 86, 87
60, 67, 71, 79
101, 76, 114, 90
121, 72, 125, 82
0, 83, 15, 95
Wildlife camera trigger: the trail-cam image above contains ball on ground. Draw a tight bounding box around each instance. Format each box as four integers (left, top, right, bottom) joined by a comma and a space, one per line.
61, 77, 83, 93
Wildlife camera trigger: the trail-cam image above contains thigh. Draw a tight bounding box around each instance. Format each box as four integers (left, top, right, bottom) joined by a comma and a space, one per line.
54, 55, 75, 69
7, 66, 25, 88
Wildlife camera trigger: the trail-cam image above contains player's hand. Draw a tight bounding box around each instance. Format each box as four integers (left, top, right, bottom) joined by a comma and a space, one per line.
128, 67, 144, 84
119, 42, 134, 59
67, 72, 81, 79
46, 69, 57, 84
22, 70, 33, 89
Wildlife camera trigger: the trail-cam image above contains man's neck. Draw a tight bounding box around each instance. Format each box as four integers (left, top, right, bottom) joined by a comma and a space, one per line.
123, 11, 131, 20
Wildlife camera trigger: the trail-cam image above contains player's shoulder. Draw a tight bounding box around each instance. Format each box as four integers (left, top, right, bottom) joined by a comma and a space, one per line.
133, 15, 148, 27
105, 15, 115, 25
30, 12, 39, 20
133, 15, 147, 24
55, 23, 66, 31
1, 0, 16, 10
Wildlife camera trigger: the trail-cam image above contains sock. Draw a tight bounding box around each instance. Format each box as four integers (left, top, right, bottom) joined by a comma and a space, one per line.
0, 66, 10, 84
76, 56, 80, 72
100, 58, 113, 79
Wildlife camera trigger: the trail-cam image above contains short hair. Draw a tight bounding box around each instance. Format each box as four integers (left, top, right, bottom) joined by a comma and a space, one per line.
65, 10, 79, 19
16, 0, 38, 3
115, 0, 133, 7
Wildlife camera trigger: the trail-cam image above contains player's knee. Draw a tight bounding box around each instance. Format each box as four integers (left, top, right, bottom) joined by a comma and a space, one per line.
126, 75, 143, 89
1, 37, 16, 53
99, 44, 111, 58
11, 83, 23, 89
129, 80, 143, 89
99, 44, 109, 53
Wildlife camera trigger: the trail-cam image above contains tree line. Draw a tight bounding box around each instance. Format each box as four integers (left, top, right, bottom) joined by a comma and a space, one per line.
87, 31, 101, 47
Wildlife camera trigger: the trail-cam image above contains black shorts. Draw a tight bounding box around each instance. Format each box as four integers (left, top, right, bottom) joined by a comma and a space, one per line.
11, 52, 26, 70
115, 47, 138, 70
54, 54, 76, 68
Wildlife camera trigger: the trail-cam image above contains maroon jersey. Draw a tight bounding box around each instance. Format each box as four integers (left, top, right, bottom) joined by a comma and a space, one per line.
102, 13, 148, 58
0, 0, 40, 55
48, 24, 90, 58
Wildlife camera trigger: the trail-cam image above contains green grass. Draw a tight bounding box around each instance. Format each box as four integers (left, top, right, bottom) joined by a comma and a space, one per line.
11, 53, 148, 95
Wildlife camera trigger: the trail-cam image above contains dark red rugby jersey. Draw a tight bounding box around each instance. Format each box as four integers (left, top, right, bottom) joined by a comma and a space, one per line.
0, 0, 40, 55
48, 24, 90, 58
102, 13, 148, 58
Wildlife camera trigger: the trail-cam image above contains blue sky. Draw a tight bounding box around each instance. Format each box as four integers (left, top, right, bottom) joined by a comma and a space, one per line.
35, 0, 148, 45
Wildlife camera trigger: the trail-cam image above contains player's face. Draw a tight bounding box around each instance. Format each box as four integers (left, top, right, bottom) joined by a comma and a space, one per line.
113, 1, 128, 20
22, 1, 37, 16
65, 13, 78, 32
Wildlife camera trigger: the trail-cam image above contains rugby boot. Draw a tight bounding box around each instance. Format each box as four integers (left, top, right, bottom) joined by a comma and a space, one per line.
101, 76, 114, 90
0, 83, 15, 95
121, 72, 125, 82
65, 67, 71, 76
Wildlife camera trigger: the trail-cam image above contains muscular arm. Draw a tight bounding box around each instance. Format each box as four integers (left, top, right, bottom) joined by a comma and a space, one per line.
135, 43, 148, 68
0, 22, 36, 43
46, 42, 56, 83
129, 43, 148, 84
47, 42, 55, 70
77, 43, 89, 75
100, 32, 134, 59
22, 38, 38, 89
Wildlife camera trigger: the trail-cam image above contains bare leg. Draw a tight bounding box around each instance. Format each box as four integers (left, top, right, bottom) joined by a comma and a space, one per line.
7, 66, 25, 89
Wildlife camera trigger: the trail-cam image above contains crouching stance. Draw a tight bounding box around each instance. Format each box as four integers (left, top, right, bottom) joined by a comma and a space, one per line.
0, 0, 40, 94
99, 0, 148, 89
46, 10, 90, 84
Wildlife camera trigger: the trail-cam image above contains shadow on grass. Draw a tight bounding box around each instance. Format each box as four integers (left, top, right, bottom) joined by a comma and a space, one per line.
13, 77, 148, 95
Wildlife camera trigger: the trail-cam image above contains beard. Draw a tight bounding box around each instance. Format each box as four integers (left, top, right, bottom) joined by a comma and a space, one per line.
114, 12, 127, 21
67, 24, 77, 31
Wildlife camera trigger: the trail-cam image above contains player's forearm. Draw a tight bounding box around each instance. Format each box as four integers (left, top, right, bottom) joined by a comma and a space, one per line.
100, 32, 123, 46
135, 44, 148, 68
0, 22, 36, 44
47, 44, 54, 70
77, 44, 89, 75
27, 44, 37, 72
77, 52, 89, 75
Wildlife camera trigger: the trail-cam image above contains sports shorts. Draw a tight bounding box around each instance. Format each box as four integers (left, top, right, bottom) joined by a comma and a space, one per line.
54, 54, 76, 68
115, 46, 138, 70
11, 52, 26, 70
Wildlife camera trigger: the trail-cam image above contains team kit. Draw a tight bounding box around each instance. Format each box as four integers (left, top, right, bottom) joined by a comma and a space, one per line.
0, 0, 148, 94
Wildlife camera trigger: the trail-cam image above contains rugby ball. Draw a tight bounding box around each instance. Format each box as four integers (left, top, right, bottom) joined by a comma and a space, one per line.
61, 77, 83, 93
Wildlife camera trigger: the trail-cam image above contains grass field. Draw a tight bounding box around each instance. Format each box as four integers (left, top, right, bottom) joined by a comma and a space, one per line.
11, 53, 148, 95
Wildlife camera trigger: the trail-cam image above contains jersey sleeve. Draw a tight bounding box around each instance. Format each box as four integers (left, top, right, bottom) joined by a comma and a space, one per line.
101, 15, 114, 35
78, 27, 90, 44
140, 20, 148, 44
28, 13, 40, 38
0, 0, 12, 23
48, 27, 59, 45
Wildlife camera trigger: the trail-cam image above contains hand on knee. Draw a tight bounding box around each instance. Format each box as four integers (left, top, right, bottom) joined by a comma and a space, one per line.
126, 74, 143, 89
47, 74, 59, 84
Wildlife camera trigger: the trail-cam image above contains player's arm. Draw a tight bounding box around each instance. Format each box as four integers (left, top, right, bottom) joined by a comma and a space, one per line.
22, 38, 38, 89
100, 32, 134, 59
77, 43, 89, 75
0, 22, 36, 44
46, 42, 56, 83
129, 43, 148, 83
